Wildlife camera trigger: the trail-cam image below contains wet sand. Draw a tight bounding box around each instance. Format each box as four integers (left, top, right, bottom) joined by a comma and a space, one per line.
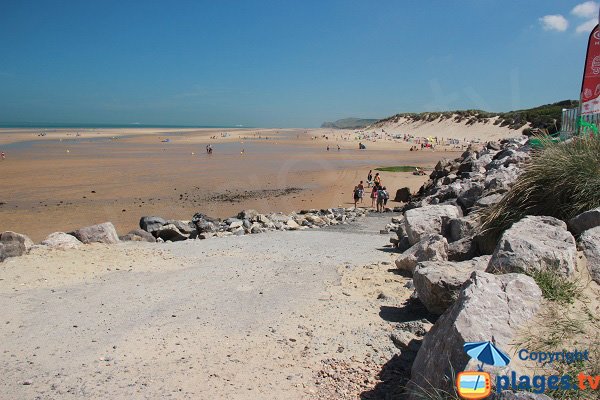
0, 128, 455, 241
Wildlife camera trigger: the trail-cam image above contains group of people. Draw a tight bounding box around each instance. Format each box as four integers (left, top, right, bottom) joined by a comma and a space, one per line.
326, 145, 341, 151
205, 144, 214, 154
353, 170, 389, 212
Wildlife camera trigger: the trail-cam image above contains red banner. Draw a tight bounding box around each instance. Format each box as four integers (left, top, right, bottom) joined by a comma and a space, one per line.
581, 24, 600, 115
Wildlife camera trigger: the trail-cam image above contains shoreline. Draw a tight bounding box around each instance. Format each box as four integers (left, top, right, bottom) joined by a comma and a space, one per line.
0, 127, 448, 241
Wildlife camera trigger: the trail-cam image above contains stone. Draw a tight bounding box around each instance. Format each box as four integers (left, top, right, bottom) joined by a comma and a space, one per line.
579, 227, 600, 284
403, 205, 462, 246
228, 220, 243, 229
153, 224, 188, 242
0, 243, 5, 262
71, 222, 120, 244
448, 215, 479, 242
457, 181, 485, 210
0, 231, 34, 258
475, 193, 503, 208
237, 209, 259, 221
407, 272, 542, 398
395, 234, 448, 275
394, 187, 411, 203
139, 216, 166, 233
119, 229, 156, 243
486, 216, 577, 277
41, 232, 82, 250
286, 220, 300, 230
567, 207, 600, 236
413, 256, 491, 314
447, 236, 478, 261
165, 220, 195, 234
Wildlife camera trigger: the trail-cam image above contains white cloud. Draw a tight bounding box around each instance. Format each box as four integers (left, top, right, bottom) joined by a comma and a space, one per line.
572, 1, 598, 18
576, 18, 598, 33
539, 15, 569, 31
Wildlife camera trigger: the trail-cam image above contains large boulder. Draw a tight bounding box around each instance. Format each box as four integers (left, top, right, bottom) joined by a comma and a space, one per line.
448, 236, 478, 261
579, 226, 600, 284
41, 232, 82, 250
153, 224, 188, 241
413, 256, 491, 314
395, 234, 448, 275
139, 216, 167, 233
71, 222, 120, 244
486, 216, 577, 277
403, 205, 462, 245
567, 207, 600, 236
448, 215, 479, 242
165, 220, 196, 234
394, 187, 412, 203
120, 229, 156, 243
407, 272, 542, 398
0, 231, 34, 258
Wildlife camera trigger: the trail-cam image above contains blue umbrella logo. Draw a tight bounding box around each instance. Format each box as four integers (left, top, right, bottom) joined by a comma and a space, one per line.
463, 339, 511, 394
463, 340, 511, 370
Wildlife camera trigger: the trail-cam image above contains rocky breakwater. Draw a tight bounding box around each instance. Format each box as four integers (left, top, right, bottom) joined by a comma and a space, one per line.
0, 208, 369, 263
377, 136, 599, 399
136, 207, 368, 242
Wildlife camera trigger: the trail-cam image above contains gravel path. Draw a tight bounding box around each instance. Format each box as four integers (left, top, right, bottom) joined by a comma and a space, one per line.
0, 213, 410, 399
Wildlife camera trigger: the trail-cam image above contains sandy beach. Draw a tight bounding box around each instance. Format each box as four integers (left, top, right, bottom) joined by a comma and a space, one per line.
0, 127, 453, 241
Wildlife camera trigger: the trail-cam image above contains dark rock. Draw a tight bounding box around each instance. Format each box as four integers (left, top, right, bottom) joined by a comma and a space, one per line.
567, 207, 600, 236
0, 231, 34, 258
120, 229, 156, 243
394, 187, 412, 203
139, 216, 167, 233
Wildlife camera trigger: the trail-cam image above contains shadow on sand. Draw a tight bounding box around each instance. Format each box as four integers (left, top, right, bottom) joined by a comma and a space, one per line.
362, 298, 438, 399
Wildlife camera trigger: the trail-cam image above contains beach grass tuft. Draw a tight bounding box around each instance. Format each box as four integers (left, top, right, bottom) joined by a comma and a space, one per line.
480, 136, 600, 242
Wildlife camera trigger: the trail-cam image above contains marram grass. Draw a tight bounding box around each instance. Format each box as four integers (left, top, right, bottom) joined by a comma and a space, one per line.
480, 136, 600, 241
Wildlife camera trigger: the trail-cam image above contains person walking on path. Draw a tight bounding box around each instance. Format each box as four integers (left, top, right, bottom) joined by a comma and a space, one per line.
376, 185, 389, 213
370, 184, 378, 208
353, 185, 361, 208
374, 172, 381, 187
357, 181, 365, 204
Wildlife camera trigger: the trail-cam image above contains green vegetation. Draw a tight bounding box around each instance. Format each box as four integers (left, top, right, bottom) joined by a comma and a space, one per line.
372, 100, 578, 134
375, 165, 421, 172
529, 268, 580, 304
480, 136, 600, 243
320, 117, 379, 129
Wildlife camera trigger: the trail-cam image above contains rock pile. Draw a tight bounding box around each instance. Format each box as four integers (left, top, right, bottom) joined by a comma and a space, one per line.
137, 207, 369, 242
0, 207, 370, 263
381, 137, 600, 399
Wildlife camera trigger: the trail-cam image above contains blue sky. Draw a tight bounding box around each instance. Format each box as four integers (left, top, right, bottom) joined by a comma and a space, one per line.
0, 0, 596, 127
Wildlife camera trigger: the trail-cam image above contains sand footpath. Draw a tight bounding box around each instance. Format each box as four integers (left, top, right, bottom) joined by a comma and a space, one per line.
0, 213, 410, 399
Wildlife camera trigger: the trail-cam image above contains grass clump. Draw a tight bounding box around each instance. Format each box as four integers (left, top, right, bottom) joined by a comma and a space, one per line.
376, 166, 422, 173
529, 268, 580, 304
480, 136, 600, 242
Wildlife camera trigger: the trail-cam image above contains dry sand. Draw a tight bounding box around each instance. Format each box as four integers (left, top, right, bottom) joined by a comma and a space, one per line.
0, 213, 414, 400
0, 127, 452, 241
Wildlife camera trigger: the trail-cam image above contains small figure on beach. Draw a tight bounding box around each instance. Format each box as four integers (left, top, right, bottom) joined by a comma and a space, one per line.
337, 145, 340, 151
377, 186, 389, 213
357, 180, 364, 203
353, 185, 361, 208
327, 145, 330, 151
367, 170, 373, 187
374, 172, 381, 187
0, 151, 4, 160
370, 184, 378, 208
